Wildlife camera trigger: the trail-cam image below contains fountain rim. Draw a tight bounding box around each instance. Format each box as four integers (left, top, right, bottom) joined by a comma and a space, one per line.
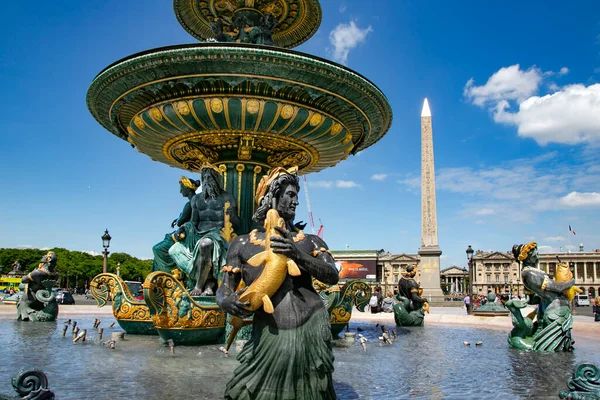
86, 42, 393, 157
90, 42, 388, 102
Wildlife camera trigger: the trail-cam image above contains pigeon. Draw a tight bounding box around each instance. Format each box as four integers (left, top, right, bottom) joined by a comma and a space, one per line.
475, 341, 483, 346
463, 341, 470, 346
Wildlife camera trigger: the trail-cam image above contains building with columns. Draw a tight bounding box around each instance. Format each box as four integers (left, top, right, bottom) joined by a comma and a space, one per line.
471, 247, 600, 298
440, 266, 468, 295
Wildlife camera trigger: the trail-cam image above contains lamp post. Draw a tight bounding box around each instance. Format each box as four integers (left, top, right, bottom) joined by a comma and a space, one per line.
66, 270, 70, 290
102, 229, 111, 274
466, 245, 474, 314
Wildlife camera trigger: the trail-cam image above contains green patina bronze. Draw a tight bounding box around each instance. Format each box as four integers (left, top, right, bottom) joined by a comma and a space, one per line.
393, 266, 429, 327
143, 271, 226, 345
90, 273, 156, 335
472, 292, 510, 316
16, 252, 59, 322
315, 279, 371, 337
506, 242, 576, 351
559, 363, 600, 400
0, 369, 54, 400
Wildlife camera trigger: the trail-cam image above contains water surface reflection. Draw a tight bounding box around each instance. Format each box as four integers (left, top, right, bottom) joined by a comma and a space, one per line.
0, 319, 598, 399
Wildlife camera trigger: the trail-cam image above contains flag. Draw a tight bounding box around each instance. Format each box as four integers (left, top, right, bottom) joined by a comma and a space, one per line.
317, 224, 323, 238
569, 225, 576, 235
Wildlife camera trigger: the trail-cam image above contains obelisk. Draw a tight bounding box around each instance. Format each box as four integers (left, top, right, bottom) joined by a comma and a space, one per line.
418, 98, 444, 298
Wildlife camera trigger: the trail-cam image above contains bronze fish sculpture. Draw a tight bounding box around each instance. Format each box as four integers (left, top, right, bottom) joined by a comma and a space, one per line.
555, 262, 582, 301
238, 209, 301, 313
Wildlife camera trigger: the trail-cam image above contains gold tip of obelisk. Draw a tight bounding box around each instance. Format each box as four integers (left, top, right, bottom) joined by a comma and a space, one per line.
421, 98, 431, 117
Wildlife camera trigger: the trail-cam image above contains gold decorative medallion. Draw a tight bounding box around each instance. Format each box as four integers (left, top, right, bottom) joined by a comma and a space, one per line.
210, 98, 224, 113
331, 123, 342, 135
309, 113, 322, 126
151, 108, 163, 121
342, 133, 352, 145
175, 101, 190, 116
281, 105, 294, 119
126, 126, 135, 136
134, 116, 145, 129
247, 99, 260, 114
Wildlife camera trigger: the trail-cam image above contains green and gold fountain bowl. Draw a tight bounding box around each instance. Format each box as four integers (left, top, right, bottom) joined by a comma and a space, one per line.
86, 43, 392, 174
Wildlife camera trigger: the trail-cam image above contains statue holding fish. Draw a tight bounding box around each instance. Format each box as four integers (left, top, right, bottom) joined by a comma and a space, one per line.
216, 166, 339, 400
505, 242, 578, 351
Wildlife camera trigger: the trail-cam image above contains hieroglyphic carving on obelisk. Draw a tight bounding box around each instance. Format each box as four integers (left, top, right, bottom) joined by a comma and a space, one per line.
418, 98, 444, 297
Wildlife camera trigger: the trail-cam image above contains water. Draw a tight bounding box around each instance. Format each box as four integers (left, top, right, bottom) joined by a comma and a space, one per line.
0, 318, 598, 399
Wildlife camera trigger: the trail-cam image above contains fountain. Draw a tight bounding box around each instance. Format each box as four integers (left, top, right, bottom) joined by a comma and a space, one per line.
86, 0, 392, 345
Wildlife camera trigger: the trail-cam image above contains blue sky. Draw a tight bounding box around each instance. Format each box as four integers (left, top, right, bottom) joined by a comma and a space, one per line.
1, 0, 599, 271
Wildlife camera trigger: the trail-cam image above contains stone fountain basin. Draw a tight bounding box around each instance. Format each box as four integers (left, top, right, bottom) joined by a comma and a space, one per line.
86, 43, 392, 174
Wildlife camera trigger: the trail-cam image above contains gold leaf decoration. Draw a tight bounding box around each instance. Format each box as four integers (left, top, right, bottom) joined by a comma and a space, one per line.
134, 116, 145, 129
281, 104, 294, 119
175, 101, 190, 116
210, 98, 224, 113
309, 113, 322, 127
151, 108, 163, 121
246, 99, 260, 114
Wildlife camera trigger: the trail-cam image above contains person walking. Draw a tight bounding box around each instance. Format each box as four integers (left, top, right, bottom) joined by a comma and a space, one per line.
594, 296, 600, 322
464, 294, 471, 314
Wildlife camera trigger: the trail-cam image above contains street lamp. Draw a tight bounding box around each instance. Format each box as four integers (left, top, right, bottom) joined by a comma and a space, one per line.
466, 245, 475, 314
102, 229, 111, 273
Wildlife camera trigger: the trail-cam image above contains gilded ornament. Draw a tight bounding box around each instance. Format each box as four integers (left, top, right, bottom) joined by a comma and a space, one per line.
175, 101, 190, 116
134, 116, 145, 129
342, 133, 352, 145
246, 99, 260, 114
281, 104, 294, 119
126, 126, 135, 136
210, 98, 224, 113
309, 113, 322, 126
331, 123, 343, 135
249, 228, 305, 247
151, 108, 163, 121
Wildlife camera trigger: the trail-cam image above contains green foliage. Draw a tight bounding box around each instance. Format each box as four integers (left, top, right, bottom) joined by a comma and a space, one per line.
0, 248, 152, 288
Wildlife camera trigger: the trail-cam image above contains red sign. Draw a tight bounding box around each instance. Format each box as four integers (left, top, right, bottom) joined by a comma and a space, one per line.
335, 259, 376, 280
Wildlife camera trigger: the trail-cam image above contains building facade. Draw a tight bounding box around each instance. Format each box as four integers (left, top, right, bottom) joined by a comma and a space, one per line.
440, 266, 468, 295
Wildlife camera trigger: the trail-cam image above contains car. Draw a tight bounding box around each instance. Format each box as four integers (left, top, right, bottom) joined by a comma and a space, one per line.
55, 290, 75, 305
574, 294, 590, 307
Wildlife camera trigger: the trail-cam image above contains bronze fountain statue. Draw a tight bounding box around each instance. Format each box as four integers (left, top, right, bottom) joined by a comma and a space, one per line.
393, 265, 429, 326
217, 167, 338, 399
16, 252, 59, 322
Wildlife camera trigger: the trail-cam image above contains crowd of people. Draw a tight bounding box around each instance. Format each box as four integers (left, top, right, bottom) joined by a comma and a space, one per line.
369, 288, 396, 314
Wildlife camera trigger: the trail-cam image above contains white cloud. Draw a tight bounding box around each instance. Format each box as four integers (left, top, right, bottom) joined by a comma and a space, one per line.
474, 208, 495, 216
329, 20, 372, 64
16, 245, 33, 249
464, 64, 542, 106
339, 4, 347, 13
538, 245, 555, 253
308, 180, 360, 189
544, 236, 565, 242
496, 84, 600, 145
371, 173, 387, 181
336, 180, 360, 188
85, 250, 101, 256
400, 151, 600, 222
309, 181, 333, 188
465, 64, 600, 146
559, 191, 600, 207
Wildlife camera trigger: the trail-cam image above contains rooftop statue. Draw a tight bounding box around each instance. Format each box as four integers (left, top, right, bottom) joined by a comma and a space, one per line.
16, 252, 59, 322
169, 164, 239, 295
217, 166, 338, 399
504, 242, 577, 351
152, 176, 201, 274
393, 265, 429, 327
